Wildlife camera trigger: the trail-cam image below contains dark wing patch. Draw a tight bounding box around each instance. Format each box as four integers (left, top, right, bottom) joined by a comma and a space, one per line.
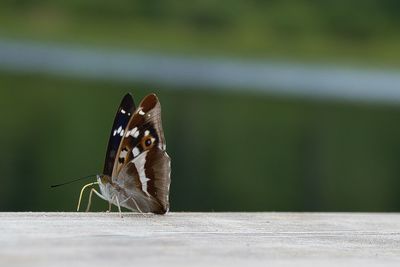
103, 93, 135, 176
145, 148, 171, 213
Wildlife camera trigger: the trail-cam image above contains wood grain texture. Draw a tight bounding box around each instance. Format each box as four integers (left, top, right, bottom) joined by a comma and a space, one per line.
0, 212, 399, 267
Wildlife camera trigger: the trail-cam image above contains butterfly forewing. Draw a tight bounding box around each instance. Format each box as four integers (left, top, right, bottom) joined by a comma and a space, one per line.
103, 93, 136, 176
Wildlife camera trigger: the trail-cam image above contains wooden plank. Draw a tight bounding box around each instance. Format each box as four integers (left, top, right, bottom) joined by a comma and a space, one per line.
0, 212, 399, 266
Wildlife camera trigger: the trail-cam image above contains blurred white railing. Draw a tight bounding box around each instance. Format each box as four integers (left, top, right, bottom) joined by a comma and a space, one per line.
1, 39, 400, 103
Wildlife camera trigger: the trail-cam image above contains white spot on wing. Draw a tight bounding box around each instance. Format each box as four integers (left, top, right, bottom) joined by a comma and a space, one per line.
120, 129, 125, 137
130, 127, 140, 138
139, 109, 145, 115
132, 147, 140, 157
120, 150, 128, 158
121, 109, 126, 114
116, 126, 122, 134
144, 130, 150, 136
132, 151, 151, 196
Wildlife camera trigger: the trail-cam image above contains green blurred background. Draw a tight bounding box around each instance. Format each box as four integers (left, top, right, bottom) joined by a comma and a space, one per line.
1, 0, 400, 212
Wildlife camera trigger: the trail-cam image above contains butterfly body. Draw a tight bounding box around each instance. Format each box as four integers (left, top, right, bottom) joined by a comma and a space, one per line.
92, 93, 170, 214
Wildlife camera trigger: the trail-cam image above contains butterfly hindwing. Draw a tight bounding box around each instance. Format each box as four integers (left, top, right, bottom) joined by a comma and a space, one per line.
143, 148, 171, 212
116, 149, 170, 213
103, 93, 136, 177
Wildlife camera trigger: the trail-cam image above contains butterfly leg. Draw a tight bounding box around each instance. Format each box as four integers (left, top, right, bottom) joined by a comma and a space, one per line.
107, 199, 112, 212
115, 196, 123, 218
107, 195, 123, 217
122, 196, 144, 215
86, 188, 105, 212
77, 182, 99, 211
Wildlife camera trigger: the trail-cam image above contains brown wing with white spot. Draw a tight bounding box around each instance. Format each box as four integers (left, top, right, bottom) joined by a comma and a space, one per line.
112, 93, 171, 214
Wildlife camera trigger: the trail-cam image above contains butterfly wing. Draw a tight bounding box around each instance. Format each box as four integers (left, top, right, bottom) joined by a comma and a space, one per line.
112, 93, 171, 214
103, 93, 136, 177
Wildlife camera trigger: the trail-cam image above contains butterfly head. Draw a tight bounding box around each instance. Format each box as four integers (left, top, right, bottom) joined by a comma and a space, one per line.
97, 174, 111, 185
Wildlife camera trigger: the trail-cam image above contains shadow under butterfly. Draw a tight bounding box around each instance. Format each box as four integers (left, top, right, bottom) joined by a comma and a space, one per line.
77, 93, 171, 215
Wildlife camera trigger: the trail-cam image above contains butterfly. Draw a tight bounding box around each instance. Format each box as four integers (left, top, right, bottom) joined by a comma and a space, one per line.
77, 93, 171, 215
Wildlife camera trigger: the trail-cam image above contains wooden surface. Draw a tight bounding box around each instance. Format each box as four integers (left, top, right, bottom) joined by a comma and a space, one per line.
0, 212, 399, 267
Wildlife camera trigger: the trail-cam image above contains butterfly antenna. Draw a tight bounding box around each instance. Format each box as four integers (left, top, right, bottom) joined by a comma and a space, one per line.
50, 174, 97, 188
